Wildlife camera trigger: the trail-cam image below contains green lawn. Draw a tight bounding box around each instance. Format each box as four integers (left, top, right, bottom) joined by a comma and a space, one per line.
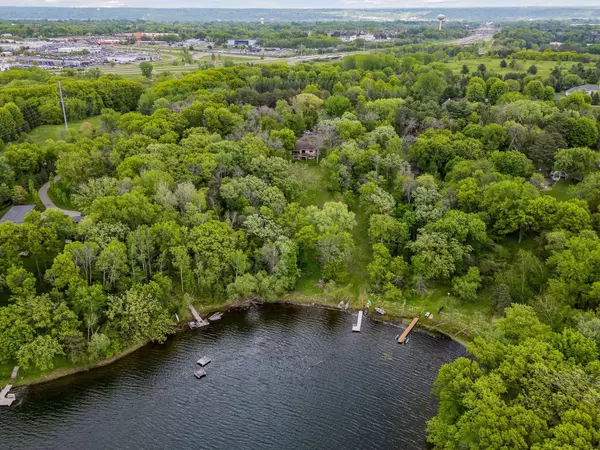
27, 116, 103, 145
446, 57, 590, 79
544, 179, 575, 201
296, 160, 339, 207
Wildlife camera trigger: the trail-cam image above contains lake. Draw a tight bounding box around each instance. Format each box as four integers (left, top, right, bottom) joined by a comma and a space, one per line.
0, 304, 465, 449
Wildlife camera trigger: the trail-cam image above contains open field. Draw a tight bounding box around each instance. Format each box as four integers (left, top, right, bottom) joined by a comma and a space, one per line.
446, 57, 593, 79
92, 48, 264, 78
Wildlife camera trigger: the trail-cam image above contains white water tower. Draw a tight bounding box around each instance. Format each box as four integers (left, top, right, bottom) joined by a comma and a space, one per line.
437, 14, 446, 31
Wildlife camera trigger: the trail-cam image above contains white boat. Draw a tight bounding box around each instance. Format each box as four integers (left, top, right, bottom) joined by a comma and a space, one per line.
345, 301, 349, 311
375, 307, 386, 315
195, 368, 206, 379
208, 312, 222, 321
337, 301, 344, 309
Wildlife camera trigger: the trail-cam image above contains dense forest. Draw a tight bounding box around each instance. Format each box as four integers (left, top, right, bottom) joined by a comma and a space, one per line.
1, 38, 600, 447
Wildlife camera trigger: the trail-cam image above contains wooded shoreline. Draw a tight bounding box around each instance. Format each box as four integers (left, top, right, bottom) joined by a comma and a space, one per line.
4, 296, 468, 388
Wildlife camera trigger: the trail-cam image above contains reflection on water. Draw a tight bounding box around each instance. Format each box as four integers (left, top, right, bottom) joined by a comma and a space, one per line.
0, 304, 465, 450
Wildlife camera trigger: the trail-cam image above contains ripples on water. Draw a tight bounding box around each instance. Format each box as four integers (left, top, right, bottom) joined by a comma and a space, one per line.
0, 305, 465, 450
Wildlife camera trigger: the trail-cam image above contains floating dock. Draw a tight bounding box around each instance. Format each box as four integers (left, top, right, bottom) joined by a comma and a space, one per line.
197, 357, 211, 367
352, 310, 363, 332
0, 385, 16, 406
397, 317, 420, 344
194, 368, 206, 379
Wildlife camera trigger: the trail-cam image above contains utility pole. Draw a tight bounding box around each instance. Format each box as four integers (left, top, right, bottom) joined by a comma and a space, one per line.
58, 80, 68, 131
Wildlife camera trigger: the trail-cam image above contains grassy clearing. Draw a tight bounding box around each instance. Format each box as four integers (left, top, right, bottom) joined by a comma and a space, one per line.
446, 57, 590, 79
27, 116, 103, 145
544, 179, 575, 201
296, 160, 339, 207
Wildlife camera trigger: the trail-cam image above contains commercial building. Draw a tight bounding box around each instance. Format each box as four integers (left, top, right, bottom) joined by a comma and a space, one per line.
227, 39, 258, 48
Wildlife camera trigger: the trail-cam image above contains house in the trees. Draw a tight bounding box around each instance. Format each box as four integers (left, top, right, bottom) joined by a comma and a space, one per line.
293, 131, 320, 160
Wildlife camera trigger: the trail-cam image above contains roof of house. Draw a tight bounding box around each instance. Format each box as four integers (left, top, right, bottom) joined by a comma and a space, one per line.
566, 85, 600, 95
0, 205, 35, 224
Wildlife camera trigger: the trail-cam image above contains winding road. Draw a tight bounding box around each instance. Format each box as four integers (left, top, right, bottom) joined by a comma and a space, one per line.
38, 175, 82, 218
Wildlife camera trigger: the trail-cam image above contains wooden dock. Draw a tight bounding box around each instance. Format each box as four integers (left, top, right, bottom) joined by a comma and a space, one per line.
188, 304, 209, 328
397, 317, 420, 344
0, 385, 16, 406
352, 310, 363, 332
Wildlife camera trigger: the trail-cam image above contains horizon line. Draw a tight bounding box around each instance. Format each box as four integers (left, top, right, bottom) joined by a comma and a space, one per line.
2, 5, 600, 9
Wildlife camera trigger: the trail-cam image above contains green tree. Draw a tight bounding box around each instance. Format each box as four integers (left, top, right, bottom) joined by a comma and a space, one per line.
96, 240, 128, 289
427, 305, 600, 450
483, 178, 539, 241
488, 80, 509, 105
324, 95, 352, 118
412, 72, 447, 101
554, 147, 598, 180
466, 78, 486, 102
140, 62, 153, 79
566, 117, 599, 148
451, 267, 482, 301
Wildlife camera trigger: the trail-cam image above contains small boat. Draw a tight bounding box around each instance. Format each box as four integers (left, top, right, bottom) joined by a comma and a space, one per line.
344, 301, 349, 311
395, 334, 400, 340
375, 307, 386, 315
195, 368, 206, 379
425, 311, 431, 318
208, 312, 222, 322
337, 301, 344, 309
197, 356, 211, 367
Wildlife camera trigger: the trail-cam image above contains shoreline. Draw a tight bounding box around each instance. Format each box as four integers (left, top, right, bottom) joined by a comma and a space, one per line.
5, 295, 473, 388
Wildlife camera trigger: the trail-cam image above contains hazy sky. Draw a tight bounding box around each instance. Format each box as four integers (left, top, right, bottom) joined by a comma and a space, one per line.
4, 0, 600, 8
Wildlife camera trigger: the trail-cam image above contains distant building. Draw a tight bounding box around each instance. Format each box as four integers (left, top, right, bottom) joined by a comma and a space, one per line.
227, 39, 257, 48
96, 39, 121, 45
57, 46, 91, 53
106, 55, 138, 64
566, 85, 600, 96
549, 42, 563, 49
293, 132, 320, 161
0, 205, 35, 224
0, 62, 10, 71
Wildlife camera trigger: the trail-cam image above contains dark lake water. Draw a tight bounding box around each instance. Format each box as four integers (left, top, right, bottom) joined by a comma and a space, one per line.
0, 304, 465, 450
